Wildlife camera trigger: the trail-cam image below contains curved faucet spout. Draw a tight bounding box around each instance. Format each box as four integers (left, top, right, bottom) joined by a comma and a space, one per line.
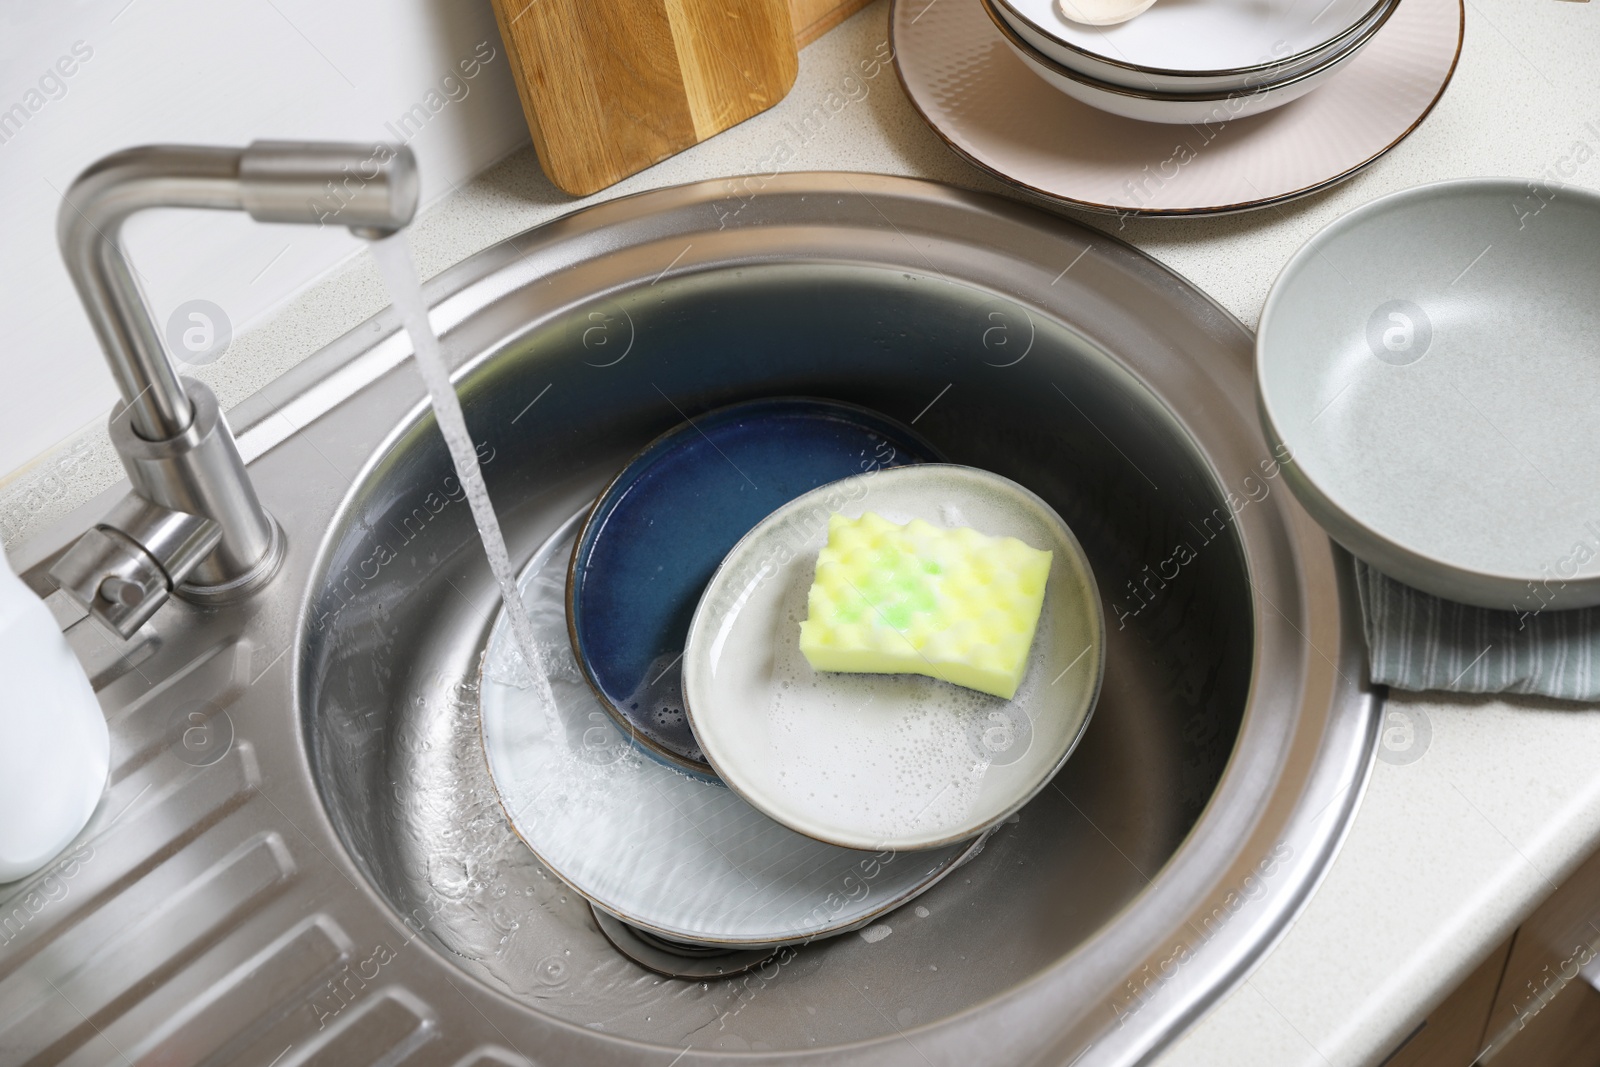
58, 141, 420, 439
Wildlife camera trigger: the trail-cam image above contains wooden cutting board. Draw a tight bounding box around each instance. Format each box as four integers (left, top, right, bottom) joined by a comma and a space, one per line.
491, 0, 801, 196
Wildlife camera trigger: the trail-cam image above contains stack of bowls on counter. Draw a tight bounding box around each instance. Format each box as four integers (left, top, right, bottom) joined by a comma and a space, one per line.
982, 0, 1400, 123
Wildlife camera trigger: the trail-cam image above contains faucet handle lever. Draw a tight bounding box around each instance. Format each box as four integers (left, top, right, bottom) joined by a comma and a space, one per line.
49, 498, 221, 639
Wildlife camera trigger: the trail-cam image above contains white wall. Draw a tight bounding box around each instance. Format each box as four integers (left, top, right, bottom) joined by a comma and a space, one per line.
0, 0, 530, 478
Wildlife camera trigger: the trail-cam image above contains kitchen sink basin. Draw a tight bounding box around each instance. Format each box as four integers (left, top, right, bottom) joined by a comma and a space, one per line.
4, 174, 1377, 1067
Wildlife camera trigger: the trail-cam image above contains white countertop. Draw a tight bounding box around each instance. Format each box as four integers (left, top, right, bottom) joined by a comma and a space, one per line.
8, 1, 1600, 1062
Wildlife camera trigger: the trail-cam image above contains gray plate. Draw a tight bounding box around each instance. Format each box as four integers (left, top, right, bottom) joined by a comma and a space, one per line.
1258, 178, 1600, 610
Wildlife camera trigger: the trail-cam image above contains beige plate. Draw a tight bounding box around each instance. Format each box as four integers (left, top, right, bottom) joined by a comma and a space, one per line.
682, 465, 1104, 853
891, 0, 1463, 216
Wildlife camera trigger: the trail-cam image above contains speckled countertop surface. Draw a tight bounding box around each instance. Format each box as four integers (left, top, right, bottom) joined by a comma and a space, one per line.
8, 1, 1600, 1062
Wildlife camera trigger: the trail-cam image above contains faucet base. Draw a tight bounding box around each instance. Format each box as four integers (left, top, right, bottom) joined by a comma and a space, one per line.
175, 515, 284, 604
110, 379, 283, 599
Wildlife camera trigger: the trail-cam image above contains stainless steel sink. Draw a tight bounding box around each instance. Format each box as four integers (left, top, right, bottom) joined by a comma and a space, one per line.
3, 174, 1379, 1067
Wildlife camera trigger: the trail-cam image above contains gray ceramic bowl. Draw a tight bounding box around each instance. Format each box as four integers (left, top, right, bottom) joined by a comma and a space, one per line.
1258, 178, 1600, 611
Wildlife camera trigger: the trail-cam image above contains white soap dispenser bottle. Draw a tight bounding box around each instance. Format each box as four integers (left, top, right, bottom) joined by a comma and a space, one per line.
0, 545, 109, 883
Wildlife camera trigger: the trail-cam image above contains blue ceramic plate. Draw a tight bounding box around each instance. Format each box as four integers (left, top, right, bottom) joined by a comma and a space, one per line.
568, 398, 943, 775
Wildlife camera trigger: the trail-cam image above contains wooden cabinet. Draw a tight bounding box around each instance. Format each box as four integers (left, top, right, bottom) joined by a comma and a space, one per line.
1381, 938, 1512, 1066
1475, 837, 1600, 1067
1380, 843, 1600, 1066
1482, 981, 1600, 1067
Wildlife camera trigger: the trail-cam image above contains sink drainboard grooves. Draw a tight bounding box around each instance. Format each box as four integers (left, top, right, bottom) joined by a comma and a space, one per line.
122, 916, 358, 1067
1, 829, 294, 1063
0, 740, 261, 980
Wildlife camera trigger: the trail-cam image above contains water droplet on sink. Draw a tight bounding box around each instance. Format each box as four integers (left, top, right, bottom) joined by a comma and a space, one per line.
859, 924, 892, 944
535, 954, 568, 986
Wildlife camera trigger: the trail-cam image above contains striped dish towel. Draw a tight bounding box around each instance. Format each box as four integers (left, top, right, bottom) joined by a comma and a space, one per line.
1355, 563, 1600, 700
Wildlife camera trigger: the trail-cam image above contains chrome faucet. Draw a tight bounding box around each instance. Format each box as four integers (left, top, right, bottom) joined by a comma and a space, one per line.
49, 141, 420, 636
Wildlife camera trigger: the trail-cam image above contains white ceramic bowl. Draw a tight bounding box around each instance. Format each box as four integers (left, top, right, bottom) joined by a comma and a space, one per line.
991, 0, 1394, 92
993, 0, 1398, 92
682, 464, 1105, 852
984, 0, 1375, 125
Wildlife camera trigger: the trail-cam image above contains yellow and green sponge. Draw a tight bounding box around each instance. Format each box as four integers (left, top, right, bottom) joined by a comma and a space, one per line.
797, 512, 1052, 700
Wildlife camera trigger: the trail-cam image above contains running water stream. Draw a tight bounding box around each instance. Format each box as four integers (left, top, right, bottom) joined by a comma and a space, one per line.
368, 231, 551, 696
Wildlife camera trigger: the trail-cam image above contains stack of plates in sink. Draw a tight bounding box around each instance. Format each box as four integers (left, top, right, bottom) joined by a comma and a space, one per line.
478, 399, 1105, 962
479, 511, 982, 950
982, 0, 1397, 123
